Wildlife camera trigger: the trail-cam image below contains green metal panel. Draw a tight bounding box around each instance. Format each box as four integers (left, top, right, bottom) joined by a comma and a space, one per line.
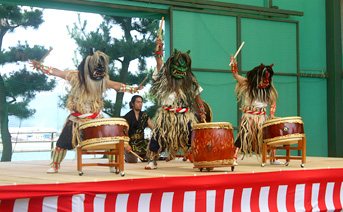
300, 78, 328, 156
241, 18, 297, 74
272, 76, 298, 117
326, 0, 343, 157
274, 0, 327, 70
172, 10, 237, 70
172, 10, 238, 124
194, 72, 238, 126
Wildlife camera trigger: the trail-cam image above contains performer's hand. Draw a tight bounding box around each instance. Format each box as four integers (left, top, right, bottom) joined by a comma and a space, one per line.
125, 145, 132, 153
133, 86, 143, 93
230, 54, 237, 67
156, 37, 163, 47
270, 114, 275, 119
29, 59, 40, 71
200, 114, 206, 123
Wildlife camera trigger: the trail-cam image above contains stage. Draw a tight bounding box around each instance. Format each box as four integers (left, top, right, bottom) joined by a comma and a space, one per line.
0, 156, 342, 186
0, 156, 342, 211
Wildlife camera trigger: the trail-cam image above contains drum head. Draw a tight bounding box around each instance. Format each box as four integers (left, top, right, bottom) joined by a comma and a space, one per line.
262, 116, 303, 128
79, 117, 128, 130
192, 122, 233, 130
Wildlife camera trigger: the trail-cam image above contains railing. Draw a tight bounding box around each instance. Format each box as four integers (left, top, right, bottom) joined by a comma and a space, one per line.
0, 131, 58, 154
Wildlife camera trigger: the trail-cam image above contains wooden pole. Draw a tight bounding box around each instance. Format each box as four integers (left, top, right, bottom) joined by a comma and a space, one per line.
155, 17, 164, 51
138, 76, 148, 87
130, 151, 144, 161
39, 48, 53, 63
229, 42, 245, 66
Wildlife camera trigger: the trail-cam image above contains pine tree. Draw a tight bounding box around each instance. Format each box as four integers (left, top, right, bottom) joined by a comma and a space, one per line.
0, 4, 56, 161
68, 14, 159, 117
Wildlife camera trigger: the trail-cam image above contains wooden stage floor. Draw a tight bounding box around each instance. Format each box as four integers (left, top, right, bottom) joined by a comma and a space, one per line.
0, 156, 342, 186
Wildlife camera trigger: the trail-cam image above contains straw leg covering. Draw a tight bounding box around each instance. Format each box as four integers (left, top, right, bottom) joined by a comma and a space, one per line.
148, 108, 197, 159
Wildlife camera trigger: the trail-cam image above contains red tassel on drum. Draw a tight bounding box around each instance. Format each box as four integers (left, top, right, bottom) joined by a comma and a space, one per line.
270, 63, 274, 67
260, 63, 264, 69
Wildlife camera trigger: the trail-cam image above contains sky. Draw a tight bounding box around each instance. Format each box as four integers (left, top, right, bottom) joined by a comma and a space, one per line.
3, 7, 155, 132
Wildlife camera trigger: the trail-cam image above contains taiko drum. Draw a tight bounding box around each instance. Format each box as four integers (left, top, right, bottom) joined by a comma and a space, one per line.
79, 118, 130, 150
262, 116, 305, 145
191, 122, 235, 167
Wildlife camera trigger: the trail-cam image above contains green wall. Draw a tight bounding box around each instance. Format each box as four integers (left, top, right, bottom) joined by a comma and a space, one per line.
173, 11, 238, 125
300, 78, 328, 156
172, 1, 329, 157
172, 11, 236, 70
274, 0, 328, 157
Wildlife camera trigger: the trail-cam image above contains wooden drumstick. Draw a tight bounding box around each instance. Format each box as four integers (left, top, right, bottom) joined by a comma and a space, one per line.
229, 41, 245, 66
155, 17, 164, 52
39, 48, 53, 63
130, 151, 144, 161
138, 76, 148, 88
158, 17, 164, 38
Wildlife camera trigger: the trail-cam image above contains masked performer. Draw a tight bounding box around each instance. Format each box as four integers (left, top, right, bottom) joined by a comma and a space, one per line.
29, 49, 141, 173
230, 54, 283, 165
145, 38, 206, 169
123, 95, 153, 163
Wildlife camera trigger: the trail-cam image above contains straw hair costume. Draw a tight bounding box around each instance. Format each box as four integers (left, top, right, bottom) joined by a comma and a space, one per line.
235, 64, 278, 157
65, 51, 109, 148
31, 49, 136, 173
148, 49, 201, 160
46, 50, 110, 173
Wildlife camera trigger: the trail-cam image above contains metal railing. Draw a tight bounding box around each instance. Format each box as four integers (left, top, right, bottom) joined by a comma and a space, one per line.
0, 131, 58, 154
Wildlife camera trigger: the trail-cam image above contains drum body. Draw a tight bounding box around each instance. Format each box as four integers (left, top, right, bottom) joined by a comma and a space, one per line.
79, 118, 130, 150
262, 116, 305, 146
191, 122, 235, 167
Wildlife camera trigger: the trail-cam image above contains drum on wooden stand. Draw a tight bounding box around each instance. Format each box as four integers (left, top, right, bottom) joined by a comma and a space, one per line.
262, 116, 305, 146
79, 118, 130, 150
191, 122, 235, 172
261, 116, 306, 168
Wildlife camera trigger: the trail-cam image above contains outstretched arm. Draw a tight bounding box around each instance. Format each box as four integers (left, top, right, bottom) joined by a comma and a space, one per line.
106, 79, 143, 93
29, 59, 75, 80
230, 54, 247, 84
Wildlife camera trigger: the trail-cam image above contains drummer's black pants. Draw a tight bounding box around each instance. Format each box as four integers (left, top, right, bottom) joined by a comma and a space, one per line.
56, 120, 74, 150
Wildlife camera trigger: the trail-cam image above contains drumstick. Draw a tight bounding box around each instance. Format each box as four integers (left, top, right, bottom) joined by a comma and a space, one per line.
138, 76, 148, 88
155, 17, 164, 52
229, 41, 245, 66
39, 48, 53, 63
158, 17, 164, 38
130, 151, 144, 161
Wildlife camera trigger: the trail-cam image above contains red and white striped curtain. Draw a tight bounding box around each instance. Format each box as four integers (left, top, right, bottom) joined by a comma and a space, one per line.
0, 168, 342, 211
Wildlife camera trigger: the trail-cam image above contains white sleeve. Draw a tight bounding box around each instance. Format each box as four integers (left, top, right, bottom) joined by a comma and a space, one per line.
195, 85, 203, 96
152, 67, 160, 80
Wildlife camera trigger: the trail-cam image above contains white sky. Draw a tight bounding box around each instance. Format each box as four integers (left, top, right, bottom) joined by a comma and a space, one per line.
3, 8, 155, 131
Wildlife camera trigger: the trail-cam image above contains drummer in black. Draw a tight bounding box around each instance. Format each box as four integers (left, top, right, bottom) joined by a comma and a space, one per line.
123, 95, 154, 163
